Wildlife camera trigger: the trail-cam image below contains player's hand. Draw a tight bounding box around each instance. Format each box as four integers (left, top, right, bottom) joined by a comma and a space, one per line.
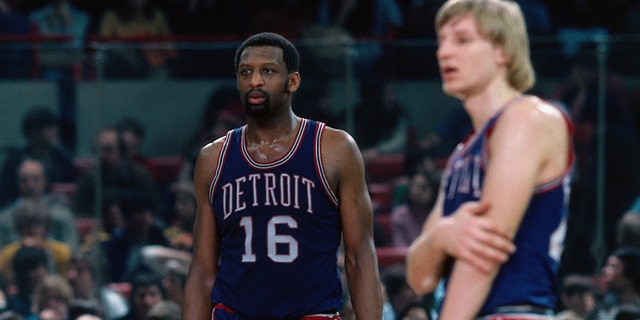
438, 201, 516, 273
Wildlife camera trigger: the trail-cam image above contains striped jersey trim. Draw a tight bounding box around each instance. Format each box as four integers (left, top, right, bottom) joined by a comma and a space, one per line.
241, 119, 307, 169
314, 122, 339, 207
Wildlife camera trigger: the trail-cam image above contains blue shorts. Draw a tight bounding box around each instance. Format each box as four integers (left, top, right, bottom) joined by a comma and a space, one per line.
211, 303, 341, 320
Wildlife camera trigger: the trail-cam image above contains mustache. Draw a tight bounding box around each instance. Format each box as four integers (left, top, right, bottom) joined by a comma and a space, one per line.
245, 89, 268, 100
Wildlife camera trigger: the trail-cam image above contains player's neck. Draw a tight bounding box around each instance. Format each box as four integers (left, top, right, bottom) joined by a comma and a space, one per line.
245, 113, 300, 161
464, 85, 520, 130
247, 111, 299, 143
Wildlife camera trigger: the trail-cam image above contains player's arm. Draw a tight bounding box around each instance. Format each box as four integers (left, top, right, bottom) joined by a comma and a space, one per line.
438, 99, 570, 320
406, 191, 512, 295
322, 127, 383, 320
406, 190, 448, 295
181, 140, 222, 320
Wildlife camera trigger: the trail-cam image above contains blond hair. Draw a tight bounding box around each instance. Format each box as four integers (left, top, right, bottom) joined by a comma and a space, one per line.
31, 274, 74, 314
436, 0, 535, 91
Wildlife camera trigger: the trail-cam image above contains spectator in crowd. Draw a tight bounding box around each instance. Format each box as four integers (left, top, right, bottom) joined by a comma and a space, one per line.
390, 169, 438, 248
29, 0, 90, 150
72, 126, 161, 219
0, 107, 76, 208
74, 314, 102, 320
78, 192, 126, 255
100, 190, 169, 283
146, 300, 180, 320
381, 281, 394, 320
586, 247, 640, 319
555, 274, 597, 320
0, 310, 23, 320
116, 116, 150, 169
66, 0, 115, 32
25, 274, 74, 320
0, 201, 72, 283
138, 245, 190, 305
179, 85, 244, 190
314, 0, 403, 78
116, 116, 181, 220
162, 181, 194, 251
0, 0, 34, 79
293, 78, 344, 129
122, 271, 164, 320
97, 0, 176, 78
6, 246, 52, 318
396, 301, 431, 320
29, 0, 89, 68
182, 84, 244, 172
66, 251, 129, 320
416, 104, 472, 159
382, 265, 426, 320
0, 158, 79, 250
353, 80, 410, 164
159, 262, 186, 307
100, 192, 125, 237
616, 210, 640, 249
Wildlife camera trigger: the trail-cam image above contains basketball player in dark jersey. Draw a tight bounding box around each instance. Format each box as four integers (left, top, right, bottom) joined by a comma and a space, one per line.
406, 1, 574, 319
182, 32, 383, 320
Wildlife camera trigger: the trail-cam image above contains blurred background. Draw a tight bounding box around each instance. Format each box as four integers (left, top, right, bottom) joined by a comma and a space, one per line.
0, 1, 639, 318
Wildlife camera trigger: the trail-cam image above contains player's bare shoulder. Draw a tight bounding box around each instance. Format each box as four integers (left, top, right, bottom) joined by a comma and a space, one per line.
501, 95, 569, 135
198, 136, 226, 163
498, 95, 571, 177
530, 96, 571, 136
194, 135, 227, 186
321, 125, 361, 159
319, 125, 364, 182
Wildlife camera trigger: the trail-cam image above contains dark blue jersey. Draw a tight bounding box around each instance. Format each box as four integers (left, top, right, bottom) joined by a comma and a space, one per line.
441, 97, 574, 315
209, 119, 343, 319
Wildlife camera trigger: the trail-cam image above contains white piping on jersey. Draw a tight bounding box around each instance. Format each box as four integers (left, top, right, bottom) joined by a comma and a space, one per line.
314, 122, 339, 207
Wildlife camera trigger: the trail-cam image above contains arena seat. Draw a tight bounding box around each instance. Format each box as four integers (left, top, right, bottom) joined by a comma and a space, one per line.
146, 156, 185, 184
376, 247, 408, 268
366, 153, 405, 182
49, 182, 77, 204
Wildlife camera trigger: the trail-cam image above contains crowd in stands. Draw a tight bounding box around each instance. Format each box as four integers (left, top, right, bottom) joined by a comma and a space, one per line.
0, 106, 191, 319
3, 0, 640, 39
0, 0, 640, 80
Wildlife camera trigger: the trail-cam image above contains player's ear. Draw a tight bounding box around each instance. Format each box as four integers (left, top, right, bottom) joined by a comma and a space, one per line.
494, 44, 510, 67
288, 72, 301, 93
